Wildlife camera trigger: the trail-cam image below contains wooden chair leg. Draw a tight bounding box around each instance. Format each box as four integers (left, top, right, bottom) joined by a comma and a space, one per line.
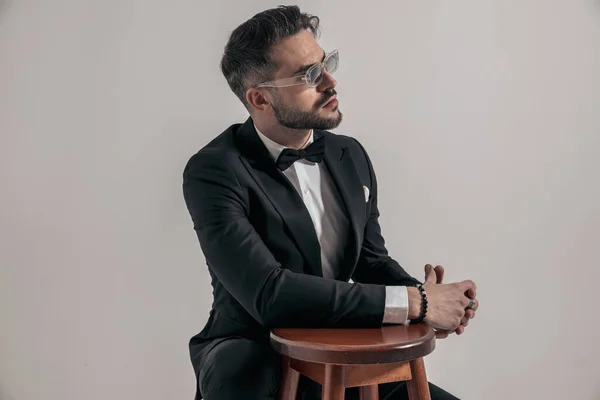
359, 384, 379, 400
407, 358, 431, 400
323, 364, 345, 400
279, 356, 300, 400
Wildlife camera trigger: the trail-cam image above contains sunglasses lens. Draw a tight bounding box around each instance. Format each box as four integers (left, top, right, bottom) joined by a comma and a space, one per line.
306, 51, 339, 87
325, 51, 339, 74
307, 65, 323, 86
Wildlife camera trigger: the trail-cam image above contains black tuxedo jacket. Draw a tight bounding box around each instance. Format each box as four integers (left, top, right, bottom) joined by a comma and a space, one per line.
183, 117, 420, 397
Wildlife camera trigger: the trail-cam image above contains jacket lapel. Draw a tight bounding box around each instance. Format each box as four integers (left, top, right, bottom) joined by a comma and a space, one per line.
317, 130, 366, 278
234, 118, 323, 277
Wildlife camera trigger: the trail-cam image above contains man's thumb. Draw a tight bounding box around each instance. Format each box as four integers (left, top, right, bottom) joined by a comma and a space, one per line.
424, 264, 436, 284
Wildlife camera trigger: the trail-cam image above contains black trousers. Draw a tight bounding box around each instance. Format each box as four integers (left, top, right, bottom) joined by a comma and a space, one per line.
198, 337, 460, 400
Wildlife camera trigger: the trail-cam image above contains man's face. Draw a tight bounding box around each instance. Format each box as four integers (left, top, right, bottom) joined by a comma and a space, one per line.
266, 30, 342, 130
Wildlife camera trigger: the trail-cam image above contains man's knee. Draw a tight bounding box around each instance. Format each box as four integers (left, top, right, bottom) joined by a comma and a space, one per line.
199, 338, 281, 398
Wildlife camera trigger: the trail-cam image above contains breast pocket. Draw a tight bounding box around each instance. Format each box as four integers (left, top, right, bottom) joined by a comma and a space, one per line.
362, 185, 370, 203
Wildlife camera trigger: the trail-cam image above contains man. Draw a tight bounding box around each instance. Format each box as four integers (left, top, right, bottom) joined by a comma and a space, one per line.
183, 6, 479, 399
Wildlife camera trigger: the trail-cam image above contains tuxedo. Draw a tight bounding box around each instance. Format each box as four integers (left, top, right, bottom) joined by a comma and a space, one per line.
182, 117, 451, 399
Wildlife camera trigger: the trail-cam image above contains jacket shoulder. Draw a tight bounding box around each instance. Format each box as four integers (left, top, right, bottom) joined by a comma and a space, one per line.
183, 123, 242, 176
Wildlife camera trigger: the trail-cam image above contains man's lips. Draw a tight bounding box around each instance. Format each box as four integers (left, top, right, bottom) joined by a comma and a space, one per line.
322, 96, 338, 107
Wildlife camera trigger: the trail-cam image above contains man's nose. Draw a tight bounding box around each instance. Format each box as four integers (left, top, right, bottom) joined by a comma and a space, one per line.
317, 69, 337, 91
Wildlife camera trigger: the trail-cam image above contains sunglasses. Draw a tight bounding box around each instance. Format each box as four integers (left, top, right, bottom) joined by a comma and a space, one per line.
257, 49, 339, 88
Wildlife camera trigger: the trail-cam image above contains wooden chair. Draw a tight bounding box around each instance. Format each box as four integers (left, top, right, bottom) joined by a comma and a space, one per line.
270, 324, 436, 400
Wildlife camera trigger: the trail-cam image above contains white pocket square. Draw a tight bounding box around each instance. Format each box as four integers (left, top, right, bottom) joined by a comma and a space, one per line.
363, 186, 370, 202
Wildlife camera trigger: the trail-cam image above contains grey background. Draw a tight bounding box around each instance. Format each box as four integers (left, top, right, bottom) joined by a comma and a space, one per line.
1, 0, 599, 399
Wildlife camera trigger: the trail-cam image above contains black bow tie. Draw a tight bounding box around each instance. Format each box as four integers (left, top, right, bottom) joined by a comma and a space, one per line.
275, 135, 326, 171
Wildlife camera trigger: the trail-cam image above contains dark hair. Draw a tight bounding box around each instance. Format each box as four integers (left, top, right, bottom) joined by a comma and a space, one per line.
220, 5, 320, 108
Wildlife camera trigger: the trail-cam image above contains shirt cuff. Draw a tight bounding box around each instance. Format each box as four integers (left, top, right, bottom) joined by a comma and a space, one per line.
383, 286, 409, 324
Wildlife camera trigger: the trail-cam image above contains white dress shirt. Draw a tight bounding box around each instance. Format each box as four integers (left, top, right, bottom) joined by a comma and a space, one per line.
255, 125, 409, 324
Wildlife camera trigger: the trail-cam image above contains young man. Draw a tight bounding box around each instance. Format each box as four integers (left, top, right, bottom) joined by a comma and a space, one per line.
183, 6, 478, 399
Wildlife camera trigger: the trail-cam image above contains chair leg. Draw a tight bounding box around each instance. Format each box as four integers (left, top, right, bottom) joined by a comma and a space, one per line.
279, 356, 300, 400
323, 364, 345, 400
407, 358, 431, 400
359, 385, 379, 400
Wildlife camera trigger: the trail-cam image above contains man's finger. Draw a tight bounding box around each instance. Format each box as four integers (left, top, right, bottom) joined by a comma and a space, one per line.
435, 330, 449, 339
424, 264, 436, 284
468, 298, 479, 312
455, 326, 465, 335
434, 265, 444, 284
461, 316, 469, 327
466, 288, 476, 299
459, 279, 476, 292
465, 309, 475, 319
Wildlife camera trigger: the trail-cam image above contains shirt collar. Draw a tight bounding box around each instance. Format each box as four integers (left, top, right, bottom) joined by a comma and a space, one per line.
254, 124, 314, 162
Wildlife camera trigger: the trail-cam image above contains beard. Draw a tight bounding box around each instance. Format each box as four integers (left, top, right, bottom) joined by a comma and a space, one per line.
271, 90, 343, 131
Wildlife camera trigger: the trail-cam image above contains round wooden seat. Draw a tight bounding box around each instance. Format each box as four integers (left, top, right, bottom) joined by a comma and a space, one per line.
270, 324, 436, 400
271, 324, 436, 364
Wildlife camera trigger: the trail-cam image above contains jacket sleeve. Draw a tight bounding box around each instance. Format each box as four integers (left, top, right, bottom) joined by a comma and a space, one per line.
350, 139, 422, 287
183, 151, 386, 328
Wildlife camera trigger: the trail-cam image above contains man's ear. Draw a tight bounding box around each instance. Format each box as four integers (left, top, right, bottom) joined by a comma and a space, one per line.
246, 88, 271, 113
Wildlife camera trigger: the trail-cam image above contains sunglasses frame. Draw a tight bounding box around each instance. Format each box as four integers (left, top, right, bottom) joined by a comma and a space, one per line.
257, 49, 339, 88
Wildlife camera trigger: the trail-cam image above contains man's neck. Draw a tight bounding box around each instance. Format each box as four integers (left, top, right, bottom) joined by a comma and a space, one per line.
253, 120, 311, 150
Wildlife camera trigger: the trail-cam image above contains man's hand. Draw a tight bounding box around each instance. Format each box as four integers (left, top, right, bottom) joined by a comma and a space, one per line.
427, 264, 478, 338
407, 264, 478, 337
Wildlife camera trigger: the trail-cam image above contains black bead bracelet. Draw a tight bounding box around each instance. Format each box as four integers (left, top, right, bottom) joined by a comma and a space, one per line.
409, 284, 428, 324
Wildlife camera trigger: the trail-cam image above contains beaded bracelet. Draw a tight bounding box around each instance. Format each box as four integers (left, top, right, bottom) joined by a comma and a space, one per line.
409, 284, 428, 324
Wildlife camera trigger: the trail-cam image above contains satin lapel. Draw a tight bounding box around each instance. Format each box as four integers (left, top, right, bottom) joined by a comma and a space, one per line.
234, 118, 323, 277
318, 131, 366, 276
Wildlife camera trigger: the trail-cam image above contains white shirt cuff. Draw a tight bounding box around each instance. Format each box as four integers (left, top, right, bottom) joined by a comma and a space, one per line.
383, 286, 409, 324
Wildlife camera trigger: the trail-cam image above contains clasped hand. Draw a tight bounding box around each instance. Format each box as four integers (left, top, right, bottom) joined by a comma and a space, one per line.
420, 264, 478, 339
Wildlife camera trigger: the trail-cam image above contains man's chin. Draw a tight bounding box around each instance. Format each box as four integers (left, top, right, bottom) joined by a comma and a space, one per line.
275, 109, 343, 131
322, 109, 343, 129
318, 106, 341, 117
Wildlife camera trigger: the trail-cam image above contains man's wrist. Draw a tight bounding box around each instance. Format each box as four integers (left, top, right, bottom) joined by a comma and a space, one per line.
407, 287, 422, 319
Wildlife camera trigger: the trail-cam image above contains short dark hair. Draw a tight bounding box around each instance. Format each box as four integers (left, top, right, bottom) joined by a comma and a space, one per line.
220, 5, 320, 108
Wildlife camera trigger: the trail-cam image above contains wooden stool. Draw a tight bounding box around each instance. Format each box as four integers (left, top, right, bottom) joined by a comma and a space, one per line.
270, 324, 436, 400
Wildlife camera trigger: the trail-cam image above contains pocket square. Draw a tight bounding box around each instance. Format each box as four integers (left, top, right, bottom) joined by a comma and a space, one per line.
363, 185, 370, 202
